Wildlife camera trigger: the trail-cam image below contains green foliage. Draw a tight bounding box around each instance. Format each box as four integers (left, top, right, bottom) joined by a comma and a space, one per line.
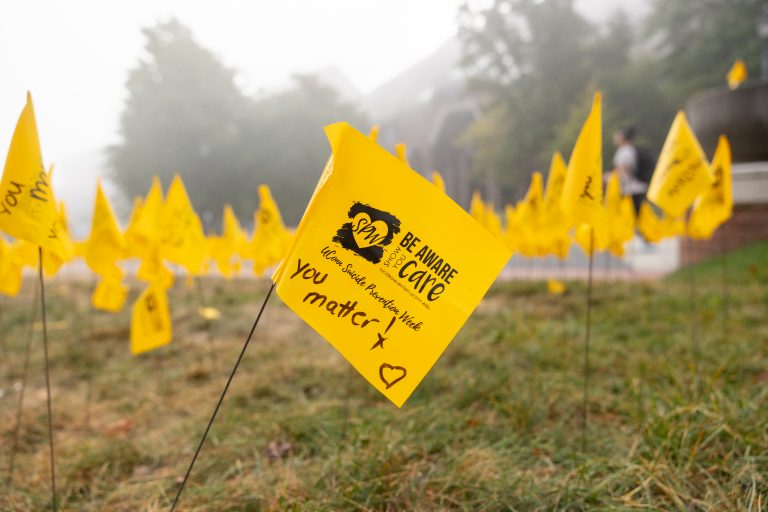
458, 0, 761, 200
109, 20, 366, 227
645, 0, 764, 103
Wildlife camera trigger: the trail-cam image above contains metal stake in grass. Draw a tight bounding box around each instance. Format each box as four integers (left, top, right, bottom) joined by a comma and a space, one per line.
582, 227, 594, 453
38, 248, 58, 511
169, 282, 275, 512
6, 283, 39, 485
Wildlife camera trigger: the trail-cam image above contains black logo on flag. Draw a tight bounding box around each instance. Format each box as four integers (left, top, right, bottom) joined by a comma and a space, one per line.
333, 202, 401, 264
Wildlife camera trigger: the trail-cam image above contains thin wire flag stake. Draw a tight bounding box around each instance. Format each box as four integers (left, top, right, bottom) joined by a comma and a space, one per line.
6, 283, 39, 484
581, 227, 595, 453
38, 247, 58, 512
169, 281, 275, 512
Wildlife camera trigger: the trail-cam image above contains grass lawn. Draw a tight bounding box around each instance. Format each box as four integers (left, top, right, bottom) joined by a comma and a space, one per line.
1, 242, 766, 511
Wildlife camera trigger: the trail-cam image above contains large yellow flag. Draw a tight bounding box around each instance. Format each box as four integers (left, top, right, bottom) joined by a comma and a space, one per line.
688, 136, 733, 240
250, 184, 292, 276
647, 111, 712, 218
561, 93, 605, 232
0, 94, 65, 256
273, 123, 511, 407
160, 175, 208, 275
85, 179, 126, 277
92, 273, 128, 313
130, 283, 172, 355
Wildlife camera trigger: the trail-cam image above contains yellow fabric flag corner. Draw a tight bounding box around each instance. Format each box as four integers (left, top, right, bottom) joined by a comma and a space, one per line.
272, 122, 511, 407
130, 283, 172, 355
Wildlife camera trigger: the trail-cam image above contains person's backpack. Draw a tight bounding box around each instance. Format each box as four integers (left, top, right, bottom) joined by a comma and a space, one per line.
634, 146, 656, 184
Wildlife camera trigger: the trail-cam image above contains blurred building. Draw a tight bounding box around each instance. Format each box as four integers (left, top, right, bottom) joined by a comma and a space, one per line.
360, 38, 497, 209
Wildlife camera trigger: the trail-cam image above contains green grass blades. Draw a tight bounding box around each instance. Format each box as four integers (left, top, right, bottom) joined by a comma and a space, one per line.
0, 243, 766, 510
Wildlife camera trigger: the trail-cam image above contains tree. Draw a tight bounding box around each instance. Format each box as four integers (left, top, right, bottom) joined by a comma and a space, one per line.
644, 0, 764, 103
458, 0, 596, 199
109, 20, 251, 224
110, 20, 367, 228
235, 75, 368, 226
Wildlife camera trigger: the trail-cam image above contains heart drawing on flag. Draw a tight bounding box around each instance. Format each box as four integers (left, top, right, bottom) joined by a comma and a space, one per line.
351, 212, 389, 249
379, 363, 407, 389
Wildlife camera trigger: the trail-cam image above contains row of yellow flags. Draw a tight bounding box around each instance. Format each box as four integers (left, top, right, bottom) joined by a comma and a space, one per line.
468, 95, 732, 263
0, 89, 734, 405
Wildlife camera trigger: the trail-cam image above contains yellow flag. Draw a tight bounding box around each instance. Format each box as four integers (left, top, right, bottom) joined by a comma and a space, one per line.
0, 237, 23, 297
647, 111, 712, 218
502, 204, 521, 253
85, 180, 126, 276
395, 143, 409, 166
517, 172, 544, 233
130, 283, 172, 355
431, 171, 446, 194
540, 152, 568, 237
160, 175, 208, 275
0, 94, 65, 256
636, 202, 664, 243
727, 59, 747, 89
688, 136, 733, 240
250, 184, 292, 276
125, 177, 164, 259
547, 279, 566, 295
561, 93, 605, 231
368, 125, 380, 143
469, 191, 487, 227
43, 199, 76, 277
123, 197, 144, 258
211, 204, 247, 278
92, 274, 128, 313
273, 123, 511, 407
137, 245, 175, 289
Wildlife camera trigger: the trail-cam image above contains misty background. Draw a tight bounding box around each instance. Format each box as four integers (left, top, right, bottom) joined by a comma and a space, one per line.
1, 0, 761, 237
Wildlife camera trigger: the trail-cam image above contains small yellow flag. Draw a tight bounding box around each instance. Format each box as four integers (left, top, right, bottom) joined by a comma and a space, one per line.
125, 177, 164, 258
130, 283, 172, 355
160, 175, 208, 275
431, 171, 446, 194
273, 123, 511, 407
726, 59, 747, 89
561, 93, 605, 231
0, 94, 64, 255
547, 279, 566, 295
0, 237, 23, 297
250, 185, 292, 276
688, 136, 733, 240
647, 111, 712, 218
92, 274, 128, 313
85, 179, 126, 277
137, 245, 175, 289
636, 202, 665, 243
